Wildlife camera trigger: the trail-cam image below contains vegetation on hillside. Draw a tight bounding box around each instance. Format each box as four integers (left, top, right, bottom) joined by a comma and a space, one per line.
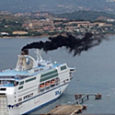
56, 11, 115, 21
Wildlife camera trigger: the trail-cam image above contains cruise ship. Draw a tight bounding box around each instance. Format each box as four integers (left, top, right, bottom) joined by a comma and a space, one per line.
0, 49, 74, 115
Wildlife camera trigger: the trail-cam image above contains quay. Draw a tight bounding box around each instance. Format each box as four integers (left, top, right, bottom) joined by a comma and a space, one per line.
42, 93, 101, 115
46, 104, 86, 115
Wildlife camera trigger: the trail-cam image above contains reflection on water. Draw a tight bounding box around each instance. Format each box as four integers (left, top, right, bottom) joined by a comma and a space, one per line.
0, 36, 115, 114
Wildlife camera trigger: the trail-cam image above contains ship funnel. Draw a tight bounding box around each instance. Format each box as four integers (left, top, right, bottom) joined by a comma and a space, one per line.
21, 49, 29, 55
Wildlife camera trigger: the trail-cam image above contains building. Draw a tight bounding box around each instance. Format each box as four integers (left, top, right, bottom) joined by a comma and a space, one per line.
12, 31, 28, 35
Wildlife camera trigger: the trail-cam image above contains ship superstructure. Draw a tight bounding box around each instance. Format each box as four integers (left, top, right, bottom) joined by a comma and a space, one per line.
0, 50, 74, 115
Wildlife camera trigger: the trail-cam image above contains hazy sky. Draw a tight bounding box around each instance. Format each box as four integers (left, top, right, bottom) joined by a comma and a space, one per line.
0, 0, 114, 13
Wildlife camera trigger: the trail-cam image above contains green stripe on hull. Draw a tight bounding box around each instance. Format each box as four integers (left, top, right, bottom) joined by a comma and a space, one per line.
40, 69, 58, 82
41, 69, 57, 77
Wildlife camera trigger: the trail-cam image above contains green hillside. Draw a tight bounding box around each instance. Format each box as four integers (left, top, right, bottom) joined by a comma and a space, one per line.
56, 11, 115, 21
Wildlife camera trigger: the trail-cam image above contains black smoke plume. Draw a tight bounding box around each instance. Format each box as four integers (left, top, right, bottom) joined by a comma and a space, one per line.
21, 33, 103, 56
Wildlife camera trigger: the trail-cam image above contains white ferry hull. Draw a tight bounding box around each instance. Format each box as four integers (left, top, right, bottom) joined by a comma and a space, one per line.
22, 83, 68, 115
0, 50, 74, 115
7, 83, 69, 115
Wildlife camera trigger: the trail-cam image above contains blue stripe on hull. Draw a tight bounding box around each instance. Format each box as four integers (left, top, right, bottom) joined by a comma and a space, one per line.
23, 94, 62, 115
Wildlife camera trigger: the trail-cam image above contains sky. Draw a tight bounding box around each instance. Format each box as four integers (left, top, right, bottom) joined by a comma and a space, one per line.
0, 0, 115, 13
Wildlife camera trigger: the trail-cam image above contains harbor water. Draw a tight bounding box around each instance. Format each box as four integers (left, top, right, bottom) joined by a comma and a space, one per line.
0, 36, 115, 114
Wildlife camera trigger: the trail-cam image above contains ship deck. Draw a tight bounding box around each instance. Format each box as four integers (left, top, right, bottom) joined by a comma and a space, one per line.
0, 63, 60, 81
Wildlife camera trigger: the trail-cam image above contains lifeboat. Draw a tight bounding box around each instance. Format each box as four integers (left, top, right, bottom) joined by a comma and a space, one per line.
40, 83, 45, 89
51, 79, 56, 85
45, 81, 50, 87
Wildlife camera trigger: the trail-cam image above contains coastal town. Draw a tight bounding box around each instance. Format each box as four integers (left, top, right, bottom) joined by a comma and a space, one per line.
0, 11, 115, 37
0, 0, 115, 114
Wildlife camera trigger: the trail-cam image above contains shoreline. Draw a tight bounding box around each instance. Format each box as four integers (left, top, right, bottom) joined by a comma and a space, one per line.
0, 35, 49, 39
0, 33, 60, 39
0, 33, 115, 39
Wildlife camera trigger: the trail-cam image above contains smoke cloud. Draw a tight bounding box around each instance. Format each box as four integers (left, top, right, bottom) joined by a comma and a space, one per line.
21, 33, 103, 56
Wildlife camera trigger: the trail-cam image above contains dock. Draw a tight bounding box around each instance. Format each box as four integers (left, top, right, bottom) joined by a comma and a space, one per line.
74, 93, 102, 104
42, 93, 102, 115
44, 104, 86, 115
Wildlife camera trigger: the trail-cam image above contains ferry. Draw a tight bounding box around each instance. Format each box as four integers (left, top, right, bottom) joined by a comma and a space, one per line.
0, 49, 74, 115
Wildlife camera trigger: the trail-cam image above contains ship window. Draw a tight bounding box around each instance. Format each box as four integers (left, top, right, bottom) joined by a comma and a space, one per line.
40, 69, 58, 82
0, 88, 6, 91
18, 86, 23, 90
18, 98, 22, 102
41, 69, 58, 77
40, 73, 58, 82
23, 93, 33, 100
0, 80, 18, 87
0, 93, 5, 95
56, 78, 60, 85
25, 77, 36, 83
40, 88, 44, 92
60, 65, 67, 71
19, 81, 24, 85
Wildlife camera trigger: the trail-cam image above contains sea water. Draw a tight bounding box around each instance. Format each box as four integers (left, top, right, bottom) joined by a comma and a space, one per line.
0, 36, 115, 114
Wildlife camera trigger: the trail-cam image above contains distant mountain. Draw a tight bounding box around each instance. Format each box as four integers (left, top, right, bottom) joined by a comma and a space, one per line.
1, 0, 115, 14
56, 11, 115, 21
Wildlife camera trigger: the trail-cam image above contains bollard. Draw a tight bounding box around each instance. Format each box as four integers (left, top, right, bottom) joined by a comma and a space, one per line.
95, 94, 102, 100
86, 95, 89, 100
82, 105, 87, 110
76, 109, 82, 114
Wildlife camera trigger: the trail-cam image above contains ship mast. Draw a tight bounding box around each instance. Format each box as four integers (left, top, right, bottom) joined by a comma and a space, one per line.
36, 49, 43, 63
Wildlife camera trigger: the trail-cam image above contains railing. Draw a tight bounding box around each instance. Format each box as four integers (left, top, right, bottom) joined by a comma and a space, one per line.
74, 93, 102, 104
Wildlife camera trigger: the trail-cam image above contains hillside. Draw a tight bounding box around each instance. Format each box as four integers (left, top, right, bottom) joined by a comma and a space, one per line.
56, 11, 115, 21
